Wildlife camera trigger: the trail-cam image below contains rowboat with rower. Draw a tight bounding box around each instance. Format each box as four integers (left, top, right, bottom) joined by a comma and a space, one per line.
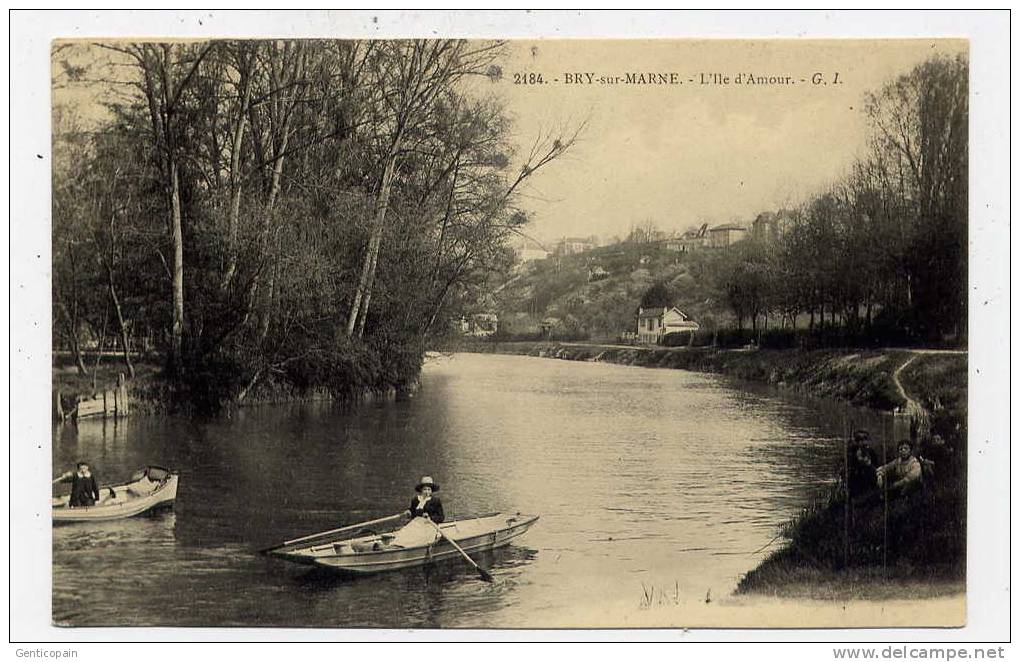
261, 511, 539, 580
52, 465, 179, 524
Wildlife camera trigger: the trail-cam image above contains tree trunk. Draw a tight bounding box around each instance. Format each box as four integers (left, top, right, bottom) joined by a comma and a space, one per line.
354, 244, 379, 338
222, 60, 253, 289
236, 365, 264, 404
107, 266, 135, 379
347, 152, 398, 338
57, 296, 88, 376
91, 312, 109, 394
256, 150, 288, 344
169, 160, 185, 372
70, 331, 88, 376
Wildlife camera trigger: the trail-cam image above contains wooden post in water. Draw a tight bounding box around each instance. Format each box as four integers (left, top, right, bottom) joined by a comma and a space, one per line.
121, 374, 130, 415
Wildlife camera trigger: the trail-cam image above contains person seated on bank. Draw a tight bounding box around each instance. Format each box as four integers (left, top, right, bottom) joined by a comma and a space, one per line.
847, 430, 878, 468
56, 461, 101, 508
919, 434, 955, 482
877, 442, 922, 499
848, 446, 879, 502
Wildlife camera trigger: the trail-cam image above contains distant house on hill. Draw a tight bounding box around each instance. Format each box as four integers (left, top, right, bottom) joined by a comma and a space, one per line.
636, 306, 699, 344
516, 237, 551, 262
649, 235, 685, 252
751, 210, 795, 243
672, 223, 709, 252
554, 236, 598, 256
708, 223, 749, 248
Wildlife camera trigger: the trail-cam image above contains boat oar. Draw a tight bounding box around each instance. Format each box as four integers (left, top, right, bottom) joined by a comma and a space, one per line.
259, 512, 406, 555
427, 518, 493, 583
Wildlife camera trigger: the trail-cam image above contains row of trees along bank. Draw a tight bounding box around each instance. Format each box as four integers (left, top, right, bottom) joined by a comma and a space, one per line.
53, 40, 578, 411
721, 54, 967, 347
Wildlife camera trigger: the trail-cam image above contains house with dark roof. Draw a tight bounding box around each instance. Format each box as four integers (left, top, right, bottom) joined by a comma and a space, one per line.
636, 306, 700, 344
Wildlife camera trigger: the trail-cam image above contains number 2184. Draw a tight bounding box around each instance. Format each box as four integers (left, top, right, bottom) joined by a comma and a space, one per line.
513, 73, 545, 85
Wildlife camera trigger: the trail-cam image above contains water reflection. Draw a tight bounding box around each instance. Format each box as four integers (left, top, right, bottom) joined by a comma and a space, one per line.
53, 352, 896, 627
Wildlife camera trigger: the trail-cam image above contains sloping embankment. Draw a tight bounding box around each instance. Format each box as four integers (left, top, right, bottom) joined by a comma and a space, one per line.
461, 341, 928, 412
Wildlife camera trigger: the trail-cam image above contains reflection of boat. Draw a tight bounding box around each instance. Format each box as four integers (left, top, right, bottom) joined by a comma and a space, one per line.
266, 512, 539, 575
52, 466, 179, 524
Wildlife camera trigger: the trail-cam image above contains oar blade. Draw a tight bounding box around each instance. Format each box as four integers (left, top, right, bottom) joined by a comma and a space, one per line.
476, 566, 494, 583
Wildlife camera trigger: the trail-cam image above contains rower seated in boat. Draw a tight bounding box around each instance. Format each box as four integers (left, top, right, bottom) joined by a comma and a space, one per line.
351, 476, 445, 552
405, 476, 444, 524
55, 462, 101, 508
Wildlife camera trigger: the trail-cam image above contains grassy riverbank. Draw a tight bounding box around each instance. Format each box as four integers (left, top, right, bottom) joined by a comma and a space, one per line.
451, 340, 964, 411
452, 339, 968, 600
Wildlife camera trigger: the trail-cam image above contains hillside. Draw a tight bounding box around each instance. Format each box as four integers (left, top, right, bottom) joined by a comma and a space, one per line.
494, 242, 735, 340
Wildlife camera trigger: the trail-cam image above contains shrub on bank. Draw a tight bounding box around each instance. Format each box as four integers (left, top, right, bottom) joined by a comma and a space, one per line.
489, 328, 591, 343
737, 458, 967, 596
680, 324, 949, 351
54, 334, 427, 415
737, 411, 968, 597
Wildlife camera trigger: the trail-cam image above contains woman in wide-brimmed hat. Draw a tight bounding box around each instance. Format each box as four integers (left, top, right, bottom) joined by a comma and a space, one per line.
377, 476, 445, 549
405, 476, 444, 523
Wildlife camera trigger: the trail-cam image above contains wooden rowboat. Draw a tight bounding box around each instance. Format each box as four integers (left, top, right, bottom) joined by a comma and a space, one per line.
52, 466, 179, 524
265, 512, 539, 575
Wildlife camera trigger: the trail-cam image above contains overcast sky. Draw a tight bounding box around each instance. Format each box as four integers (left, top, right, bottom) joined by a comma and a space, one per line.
487, 39, 966, 244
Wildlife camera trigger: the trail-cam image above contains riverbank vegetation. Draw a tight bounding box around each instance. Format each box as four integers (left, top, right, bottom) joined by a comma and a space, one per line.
52, 40, 576, 411
452, 341, 963, 413
735, 354, 967, 599
719, 54, 967, 346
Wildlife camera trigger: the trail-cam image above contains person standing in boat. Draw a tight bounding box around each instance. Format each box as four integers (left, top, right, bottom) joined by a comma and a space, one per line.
56, 461, 101, 508
405, 476, 444, 523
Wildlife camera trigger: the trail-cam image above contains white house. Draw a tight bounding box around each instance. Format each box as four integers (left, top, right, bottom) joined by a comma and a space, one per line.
469, 313, 499, 337
554, 236, 598, 256
636, 306, 700, 344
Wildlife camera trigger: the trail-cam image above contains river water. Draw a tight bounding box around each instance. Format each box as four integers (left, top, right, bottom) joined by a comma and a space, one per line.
52, 352, 896, 628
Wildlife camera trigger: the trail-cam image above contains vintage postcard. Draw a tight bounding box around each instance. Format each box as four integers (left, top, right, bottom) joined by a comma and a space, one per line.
15, 11, 1007, 641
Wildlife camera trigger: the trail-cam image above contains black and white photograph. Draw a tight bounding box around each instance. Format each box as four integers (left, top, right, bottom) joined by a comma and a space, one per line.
8, 8, 1011, 646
